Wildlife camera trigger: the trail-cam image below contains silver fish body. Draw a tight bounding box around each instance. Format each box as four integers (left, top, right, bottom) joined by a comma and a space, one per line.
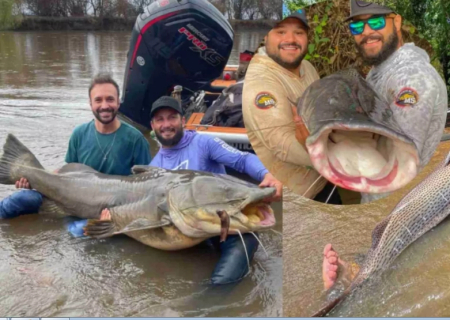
312, 149, 450, 316
0, 134, 276, 250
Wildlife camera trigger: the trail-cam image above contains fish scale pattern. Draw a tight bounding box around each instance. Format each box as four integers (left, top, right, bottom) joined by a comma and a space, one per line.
354, 157, 450, 288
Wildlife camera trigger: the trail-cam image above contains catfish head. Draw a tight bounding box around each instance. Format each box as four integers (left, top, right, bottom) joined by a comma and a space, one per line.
297, 68, 420, 194
166, 172, 276, 238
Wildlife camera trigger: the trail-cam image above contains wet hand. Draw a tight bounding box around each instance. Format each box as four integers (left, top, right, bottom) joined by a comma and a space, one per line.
291, 105, 303, 125
259, 173, 282, 202
15, 177, 31, 189
291, 105, 308, 147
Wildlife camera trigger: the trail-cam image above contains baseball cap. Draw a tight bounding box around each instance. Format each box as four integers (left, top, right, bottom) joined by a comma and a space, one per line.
150, 96, 183, 120
274, 8, 309, 30
345, 0, 395, 21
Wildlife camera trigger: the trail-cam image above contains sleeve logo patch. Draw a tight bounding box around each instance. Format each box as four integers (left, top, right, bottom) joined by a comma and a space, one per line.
395, 88, 419, 107
255, 92, 277, 109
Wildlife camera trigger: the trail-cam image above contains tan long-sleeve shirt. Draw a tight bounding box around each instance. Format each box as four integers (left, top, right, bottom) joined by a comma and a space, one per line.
242, 47, 327, 198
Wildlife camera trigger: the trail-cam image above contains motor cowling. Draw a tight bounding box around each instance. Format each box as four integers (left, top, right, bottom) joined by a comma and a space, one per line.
119, 0, 234, 129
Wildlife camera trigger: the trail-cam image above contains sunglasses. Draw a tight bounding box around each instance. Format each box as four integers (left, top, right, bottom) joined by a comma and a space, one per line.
348, 15, 395, 35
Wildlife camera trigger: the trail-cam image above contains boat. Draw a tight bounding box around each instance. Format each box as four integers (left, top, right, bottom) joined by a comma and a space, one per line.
117, 0, 254, 158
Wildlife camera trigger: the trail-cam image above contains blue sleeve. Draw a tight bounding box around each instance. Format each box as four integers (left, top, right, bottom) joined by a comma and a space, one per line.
202, 136, 269, 182
150, 153, 162, 167
65, 129, 79, 163
133, 136, 152, 166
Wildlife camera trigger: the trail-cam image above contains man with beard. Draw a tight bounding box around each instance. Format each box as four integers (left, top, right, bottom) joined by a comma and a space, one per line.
0, 73, 151, 220
345, 0, 448, 204
148, 95, 282, 285
242, 10, 337, 202
321, 0, 448, 291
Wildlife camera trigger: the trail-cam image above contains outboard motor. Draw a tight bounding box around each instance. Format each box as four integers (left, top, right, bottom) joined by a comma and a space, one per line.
119, 0, 234, 129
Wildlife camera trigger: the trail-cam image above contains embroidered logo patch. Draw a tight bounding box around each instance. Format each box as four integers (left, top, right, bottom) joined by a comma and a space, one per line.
395, 88, 419, 107
255, 92, 277, 109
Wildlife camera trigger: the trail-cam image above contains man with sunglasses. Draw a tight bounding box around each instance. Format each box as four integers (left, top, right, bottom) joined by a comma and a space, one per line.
346, 0, 448, 204
320, 0, 449, 292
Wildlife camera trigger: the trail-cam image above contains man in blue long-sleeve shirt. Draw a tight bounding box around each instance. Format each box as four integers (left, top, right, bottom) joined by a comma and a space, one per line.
150, 96, 282, 285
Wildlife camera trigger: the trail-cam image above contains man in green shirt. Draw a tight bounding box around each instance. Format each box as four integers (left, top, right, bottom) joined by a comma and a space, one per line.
0, 73, 151, 219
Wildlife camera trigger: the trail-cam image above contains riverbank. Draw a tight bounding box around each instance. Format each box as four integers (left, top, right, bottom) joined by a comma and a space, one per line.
8, 16, 273, 31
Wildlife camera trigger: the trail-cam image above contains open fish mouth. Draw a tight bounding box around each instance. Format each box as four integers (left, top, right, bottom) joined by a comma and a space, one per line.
170, 186, 277, 238
215, 202, 275, 243
295, 68, 423, 195
307, 124, 419, 193
194, 197, 276, 231
238, 201, 275, 226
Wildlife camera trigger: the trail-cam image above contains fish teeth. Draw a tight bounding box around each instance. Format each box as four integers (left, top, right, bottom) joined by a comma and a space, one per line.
247, 214, 260, 223
234, 212, 249, 224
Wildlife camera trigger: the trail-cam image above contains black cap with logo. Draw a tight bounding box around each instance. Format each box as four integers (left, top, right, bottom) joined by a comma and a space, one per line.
150, 96, 183, 120
345, 0, 394, 21
274, 8, 309, 30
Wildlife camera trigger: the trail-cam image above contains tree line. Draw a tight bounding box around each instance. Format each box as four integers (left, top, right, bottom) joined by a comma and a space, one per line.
285, 0, 449, 104
211, 0, 282, 20
1, 0, 281, 19
5, 0, 157, 18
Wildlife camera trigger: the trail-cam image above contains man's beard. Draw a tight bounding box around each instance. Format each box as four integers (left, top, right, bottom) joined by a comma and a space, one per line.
93, 108, 118, 125
356, 26, 399, 66
267, 42, 307, 70
154, 124, 184, 147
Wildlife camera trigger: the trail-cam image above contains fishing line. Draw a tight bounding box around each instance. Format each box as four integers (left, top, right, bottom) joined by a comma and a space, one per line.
250, 231, 269, 258
325, 185, 337, 204
237, 229, 250, 270
302, 173, 324, 198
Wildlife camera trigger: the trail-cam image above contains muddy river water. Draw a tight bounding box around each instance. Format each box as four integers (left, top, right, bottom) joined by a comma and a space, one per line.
284, 140, 450, 317
2, 28, 450, 318
0, 30, 282, 317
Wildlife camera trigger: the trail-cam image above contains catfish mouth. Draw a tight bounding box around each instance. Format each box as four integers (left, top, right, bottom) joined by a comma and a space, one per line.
170, 188, 277, 239
238, 202, 275, 227
307, 127, 419, 194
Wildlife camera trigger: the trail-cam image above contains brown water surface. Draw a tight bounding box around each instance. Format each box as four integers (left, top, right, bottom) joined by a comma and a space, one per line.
283, 140, 450, 317
0, 30, 281, 317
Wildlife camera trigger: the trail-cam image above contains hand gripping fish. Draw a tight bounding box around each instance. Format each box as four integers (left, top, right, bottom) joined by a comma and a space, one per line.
312, 149, 450, 316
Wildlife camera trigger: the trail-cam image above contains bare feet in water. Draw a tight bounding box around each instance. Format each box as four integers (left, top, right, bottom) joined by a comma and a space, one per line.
100, 208, 111, 220
322, 244, 347, 290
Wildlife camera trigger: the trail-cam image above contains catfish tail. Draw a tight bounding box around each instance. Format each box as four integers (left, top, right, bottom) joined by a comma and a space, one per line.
0, 134, 44, 184
311, 287, 351, 317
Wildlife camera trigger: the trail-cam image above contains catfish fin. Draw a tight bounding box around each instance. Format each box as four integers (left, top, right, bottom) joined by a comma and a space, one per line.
58, 163, 100, 174
370, 215, 391, 250
38, 197, 70, 217
114, 217, 171, 235
0, 134, 44, 184
131, 165, 170, 176
84, 198, 172, 239
311, 287, 352, 317
83, 219, 116, 239
83, 217, 172, 239
157, 200, 169, 214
